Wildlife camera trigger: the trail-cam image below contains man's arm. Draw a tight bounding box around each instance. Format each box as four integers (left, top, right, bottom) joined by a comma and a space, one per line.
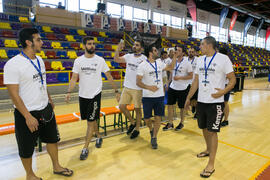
6, 84, 39, 132
114, 42, 126, 63
136, 75, 158, 92
65, 72, 79, 102
163, 53, 177, 72
174, 72, 193, 80
47, 90, 54, 109
105, 71, 120, 101
211, 72, 236, 98
184, 74, 199, 109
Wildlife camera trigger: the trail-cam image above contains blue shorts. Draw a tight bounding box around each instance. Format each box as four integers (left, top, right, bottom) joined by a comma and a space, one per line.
142, 96, 164, 119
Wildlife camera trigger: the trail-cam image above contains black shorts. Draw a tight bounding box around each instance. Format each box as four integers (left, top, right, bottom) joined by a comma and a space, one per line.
14, 103, 60, 158
142, 96, 164, 119
79, 92, 101, 121
191, 89, 198, 101
197, 102, 224, 132
167, 86, 190, 108
224, 92, 230, 102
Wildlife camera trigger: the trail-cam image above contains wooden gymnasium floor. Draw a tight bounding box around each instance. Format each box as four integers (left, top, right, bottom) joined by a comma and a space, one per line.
0, 78, 269, 180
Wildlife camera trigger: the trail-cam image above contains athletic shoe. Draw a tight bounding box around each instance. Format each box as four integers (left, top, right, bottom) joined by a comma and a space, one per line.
95, 138, 103, 148
151, 138, 158, 149
127, 123, 136, 135
80, 148, 89, 160
221, 120, 229, 127
162, 123, 174, 131
175, 123, 184, 131
130, 130, 140, 139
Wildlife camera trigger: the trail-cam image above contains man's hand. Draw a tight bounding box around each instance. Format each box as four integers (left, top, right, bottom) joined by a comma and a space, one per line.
25, 114, 39, 133
115, 92, 121, 102
65, 93, 71, 103
184, 98, 191, 111
147, 85, 159, 92
173, 76, 182, 81
211, 88, 225, 98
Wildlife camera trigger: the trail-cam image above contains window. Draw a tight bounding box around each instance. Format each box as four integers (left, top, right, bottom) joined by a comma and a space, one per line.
210, 25, 219, 40
256, 37, 265, 48
266, 39, 270, 51
195, 22, 207, 39
123, 5, 132, 20
0, 0, 3, 13
133, 8, 148, 22
230, 30, 242, 45
79, 0, 98, 13
219, 28, 227, 43
67, 0, 79, 12
245, 34, 255, 47
164, 14, 171, 26
172, 16, 182, 29
153, 12, 163, 25
107, 2, 121, 18
39, 0, 65, 8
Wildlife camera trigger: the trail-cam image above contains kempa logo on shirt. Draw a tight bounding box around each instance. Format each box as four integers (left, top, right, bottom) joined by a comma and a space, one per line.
199, 67, 216, 72
128, 63, 139, 70
89, 101, 98, 120
212, 105, 223, 130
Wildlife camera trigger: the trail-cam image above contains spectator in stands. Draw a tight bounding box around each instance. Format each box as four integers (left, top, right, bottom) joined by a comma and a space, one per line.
186, 22, 193, 37
65, 37, 120, 160
4, 28, 73, 180
136, 44, 177, 149
114, 40, 147, 139
187, 47, 198, 119
219, 47, 231, 127
185, 36, 236, 178
163, 45, 193, 131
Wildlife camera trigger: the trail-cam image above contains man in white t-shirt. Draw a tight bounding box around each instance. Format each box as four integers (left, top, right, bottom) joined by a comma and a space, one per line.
114, 40, 147, 139
187, 47, 199, 118
185, 36, 236, 178
66, 37, 120, 160
136, 45, 177, 149
4, 28, 73, 180
163, 45, 193, 131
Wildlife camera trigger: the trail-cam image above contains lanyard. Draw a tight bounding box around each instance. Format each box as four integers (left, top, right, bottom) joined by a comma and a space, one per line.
189, 57, 195, 64
146, 59, 159, 84
204, 52, 217, 81
21, 51, 44, 85
174, 58, 183, 76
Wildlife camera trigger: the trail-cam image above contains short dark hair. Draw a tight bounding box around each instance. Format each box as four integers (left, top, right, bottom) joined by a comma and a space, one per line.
161, 50, 167, 56
144, 44, 155, 57
19, 28, 39, 48
203, 36, 217, 49
218, 47, 228, 55
176, 44, 185, 53
83, 37, 94, 45
134, 39, 144, 47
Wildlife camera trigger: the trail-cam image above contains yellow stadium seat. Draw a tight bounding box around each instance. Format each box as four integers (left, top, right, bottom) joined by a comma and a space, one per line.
67, 51, 77, 59
111, 45, 118, 51
51, 42, 63, 49
0, 22, 11, 29
80, 43, 83, 50
94, 37, 99, 43
42, 26, 53, 33
51, 61, 65, 71
77, 29, 86, 36
19, 17, 29, 23
106, 61, 113, 69
0, 49, 8, 59
66, 35, 76, 42
99, 32, 107, 37
4, 40, 18, 48
36, 51, 47, 59
111, 52, 115, 58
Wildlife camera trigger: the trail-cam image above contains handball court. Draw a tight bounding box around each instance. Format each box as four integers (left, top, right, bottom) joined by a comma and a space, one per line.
0, 78, 269, 180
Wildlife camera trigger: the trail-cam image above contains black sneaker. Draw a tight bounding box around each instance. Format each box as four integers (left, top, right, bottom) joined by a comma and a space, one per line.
221, 120, 229, 127
80, 148, 89, 160
95, 138, 103, 148
127, 124, 136, 135
163, 123, 174, 131
151, 138, 158, 149
193, 113, 198, 119
175, 123, 184, 131
130, 130, 140, 139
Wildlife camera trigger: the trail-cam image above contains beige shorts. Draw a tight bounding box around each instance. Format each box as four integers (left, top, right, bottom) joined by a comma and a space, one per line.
119, 87, 142, 108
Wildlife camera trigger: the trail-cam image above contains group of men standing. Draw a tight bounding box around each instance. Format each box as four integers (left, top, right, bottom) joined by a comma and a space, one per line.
4, 27, 235, 179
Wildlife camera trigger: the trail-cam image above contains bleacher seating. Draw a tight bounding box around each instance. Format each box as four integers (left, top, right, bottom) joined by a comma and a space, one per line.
51, 61, 65, 71
4, 39, 18, 48
0, 22, 11, 29
67, 51, 77, 59
7, 50, 20, 58
57, 73, 69, 82
51, 42, 63, 49
36, 51, 47, 59
46, 73, 58, 83
44, 61, 52, 71
46, 51, 56, 59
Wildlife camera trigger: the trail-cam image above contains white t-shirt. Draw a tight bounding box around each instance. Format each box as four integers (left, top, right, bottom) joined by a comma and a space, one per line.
187, 56, 198, 84
123, 53, 147, 90
72, 54, 110, 99
137, 59, 166, 97
169, 57, 193, 91
195, 53, 234, 103
157, 57, 172, 78
4, 54, 48, 111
